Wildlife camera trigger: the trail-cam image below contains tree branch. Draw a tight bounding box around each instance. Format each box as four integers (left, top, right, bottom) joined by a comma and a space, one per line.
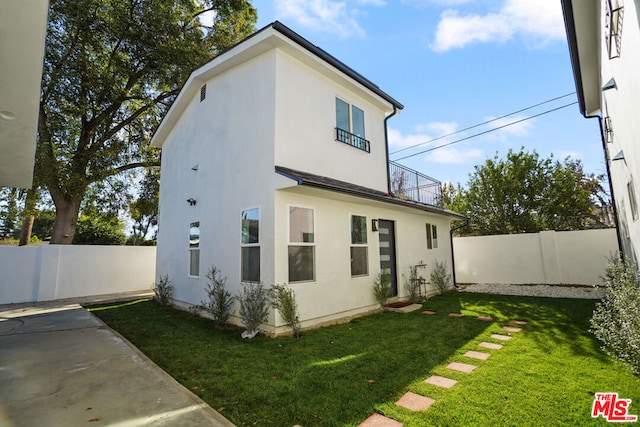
87, 161, 160, 184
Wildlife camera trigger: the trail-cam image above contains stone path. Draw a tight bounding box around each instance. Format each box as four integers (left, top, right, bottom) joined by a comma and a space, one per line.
358, 312, 528, 426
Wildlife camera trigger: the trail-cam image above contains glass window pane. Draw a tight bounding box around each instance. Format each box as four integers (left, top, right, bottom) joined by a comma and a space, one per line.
241, 247, 260, 282
426, 223, 432, 249
290, 207, 314, 243
350, 247, 368, 276
288, 246, 315, 282
336, 98, 350, 131
432, 225, 438, 248
351, 215, 367, 244
242, 208, 260, 244
189, 249, 200, 276
189, 222, 200, 248
351, 105, 365, 137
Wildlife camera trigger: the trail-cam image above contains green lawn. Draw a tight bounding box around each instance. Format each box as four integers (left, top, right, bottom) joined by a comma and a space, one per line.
89, 293, 640, 426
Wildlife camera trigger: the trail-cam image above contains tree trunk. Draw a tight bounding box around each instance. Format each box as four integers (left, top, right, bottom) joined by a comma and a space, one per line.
19, 187, 38, 246
50, 198, 82, 244
19, 216, 35, 246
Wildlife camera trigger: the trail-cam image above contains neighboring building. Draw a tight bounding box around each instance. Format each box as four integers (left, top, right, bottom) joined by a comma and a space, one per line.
151, 22, 464, 335
561, 0, 640, 260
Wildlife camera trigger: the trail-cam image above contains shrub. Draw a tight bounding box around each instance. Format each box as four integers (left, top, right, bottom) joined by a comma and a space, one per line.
272, 284, 301, 338
199, 266, 234, 326
154, 274, 173, 306
373, 270, 392, 307
430, 260, 452, 295
591, 256, 640, 376
238, 282, 271, 339
404, 263, 425, 303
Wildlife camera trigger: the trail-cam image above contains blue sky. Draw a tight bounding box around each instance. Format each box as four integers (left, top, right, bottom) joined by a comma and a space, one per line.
250, 0, 605, 186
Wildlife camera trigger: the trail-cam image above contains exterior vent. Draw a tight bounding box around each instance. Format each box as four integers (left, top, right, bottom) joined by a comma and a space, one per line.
200, 84, 206, 102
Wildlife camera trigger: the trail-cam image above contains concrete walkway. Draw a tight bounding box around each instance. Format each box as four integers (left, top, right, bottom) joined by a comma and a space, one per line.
0, 302, 233, 427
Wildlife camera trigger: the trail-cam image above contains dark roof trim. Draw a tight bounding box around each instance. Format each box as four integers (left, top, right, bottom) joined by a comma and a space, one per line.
560, 0, 588, 117
269, 22, 404, 110
276, 166, 466, 219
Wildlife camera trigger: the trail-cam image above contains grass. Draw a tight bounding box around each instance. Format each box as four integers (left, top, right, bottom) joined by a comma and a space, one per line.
89, 293, 640, 426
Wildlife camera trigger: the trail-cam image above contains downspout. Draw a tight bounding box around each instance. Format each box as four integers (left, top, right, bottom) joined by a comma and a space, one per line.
449, 218, 469, 290
384, 106, 398, 194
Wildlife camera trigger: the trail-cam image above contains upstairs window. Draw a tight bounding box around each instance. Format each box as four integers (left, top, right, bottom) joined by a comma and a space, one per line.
189, 221, 200, 277
335, 98, 370, 152
241, 208, 260, 282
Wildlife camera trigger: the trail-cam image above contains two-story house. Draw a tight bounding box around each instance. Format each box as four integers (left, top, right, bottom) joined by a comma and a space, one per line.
561, 0, 639, 260
151, 22, 465, 335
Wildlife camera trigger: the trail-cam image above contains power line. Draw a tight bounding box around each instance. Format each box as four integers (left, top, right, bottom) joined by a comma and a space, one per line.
391, 101, 578, 162
389, 92, 577, 156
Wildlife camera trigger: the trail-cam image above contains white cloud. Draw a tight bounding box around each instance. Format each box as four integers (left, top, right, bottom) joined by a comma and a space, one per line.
554, 150, 581, 160
427, 147, 484, 164
388, 127, 430, 149
485, 115, 534, 139
275, 0, 384, 38
431, 0, 565, 52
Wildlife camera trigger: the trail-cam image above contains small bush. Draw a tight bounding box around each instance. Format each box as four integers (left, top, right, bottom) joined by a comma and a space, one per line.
591, 256, 640, 376
199, 266, 234, 326
430, 260, 452, 295
272, 284, 301, 338
238, 282, 271, 339
373, 270, 392, 307
154, 274, 173, 306
404, 263, 425, 303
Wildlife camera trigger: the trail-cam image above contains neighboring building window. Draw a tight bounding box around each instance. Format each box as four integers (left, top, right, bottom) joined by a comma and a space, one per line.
335, 97, 369, 152
200, 84, 206, 101
426, 223, 438, 249
241, 208, 260, 282
350, 215, 368, 276
628, 181, 638, 221
289, 207, 315, 282
189, 221, 200, 277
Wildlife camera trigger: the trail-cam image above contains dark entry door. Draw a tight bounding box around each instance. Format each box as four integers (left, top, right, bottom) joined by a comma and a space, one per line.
377, 219, 398, 297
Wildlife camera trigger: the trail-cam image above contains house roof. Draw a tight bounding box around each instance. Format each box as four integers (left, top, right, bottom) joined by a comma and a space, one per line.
151, 21, 403, 148
560, 0, 601, 117
275, 166, 466, 220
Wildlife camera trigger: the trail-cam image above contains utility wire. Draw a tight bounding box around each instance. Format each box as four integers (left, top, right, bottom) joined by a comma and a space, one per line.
389, 92, 577, 156
391, 101, 578, 162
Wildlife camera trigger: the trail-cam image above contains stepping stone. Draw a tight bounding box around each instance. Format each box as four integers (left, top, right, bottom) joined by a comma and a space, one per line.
395, 392, 436, 411
491, 334, 512, 341
477, 316, 494, 321
422, 310, 436, 315
359, 414, 403, 427
502, 326, 522, 333
464, 350, 490, 360
448, 313, 464, 317
479, 341, 503, 350
510, 320, 528, 325
447, 362, 477, 373
424, 375, 457, 389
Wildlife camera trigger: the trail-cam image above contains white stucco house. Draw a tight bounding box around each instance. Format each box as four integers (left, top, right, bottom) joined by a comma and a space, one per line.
151, 22, 465, 334
561, 0, 639, 260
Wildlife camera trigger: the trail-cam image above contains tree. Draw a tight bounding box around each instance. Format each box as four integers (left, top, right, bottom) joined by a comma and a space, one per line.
0, 189, 20, 240
443, 149, 610, 236
38, 0, 256, 244
128, 167, 159, 245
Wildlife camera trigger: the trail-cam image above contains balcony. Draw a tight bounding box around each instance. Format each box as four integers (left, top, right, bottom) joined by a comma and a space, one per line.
335, 127, 370, 152
389, 161, 442, 207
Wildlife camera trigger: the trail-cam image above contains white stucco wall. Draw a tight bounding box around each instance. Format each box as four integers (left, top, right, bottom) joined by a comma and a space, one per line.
599, 0, 640, 261
0, 245, 156, 304
453, 228, 618, 287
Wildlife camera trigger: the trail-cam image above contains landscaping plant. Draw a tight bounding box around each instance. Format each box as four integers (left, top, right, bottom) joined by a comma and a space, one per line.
404, 263, 425, 303
199, 266, 234, 326
430, 259, 452, 295
272, 284, 301, 338
591, 255, 640, 375
373, 269, 392, 306
238, 282, 271, 339
153, 274, 173, 306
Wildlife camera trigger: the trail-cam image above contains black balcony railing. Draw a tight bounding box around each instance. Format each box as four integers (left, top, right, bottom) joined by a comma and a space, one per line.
336, 128, 370, 152
605, 0, 624, 59
389, 161, 442, 207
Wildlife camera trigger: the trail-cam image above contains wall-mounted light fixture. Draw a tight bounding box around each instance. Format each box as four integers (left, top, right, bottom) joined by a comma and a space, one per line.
187, 198, 197, 206
602, 77, 617, 91
371, 219, 378, 232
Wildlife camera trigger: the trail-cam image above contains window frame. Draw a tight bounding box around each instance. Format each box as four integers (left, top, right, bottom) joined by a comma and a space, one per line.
288, 205, 316, 283
350, 214, 369, 277
188, 221, 200, 278
241, 207, 261, 282
426, 223, 438, 250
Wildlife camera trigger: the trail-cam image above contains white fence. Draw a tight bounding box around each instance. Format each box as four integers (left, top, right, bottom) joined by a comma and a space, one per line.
453, 229, 618, 298
0, 245, 156, 305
